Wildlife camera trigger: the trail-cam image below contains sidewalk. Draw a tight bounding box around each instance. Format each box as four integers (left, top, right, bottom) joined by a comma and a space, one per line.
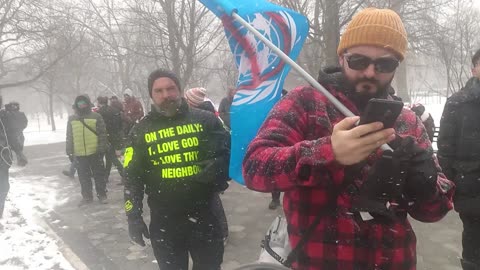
3, 142, 464, 270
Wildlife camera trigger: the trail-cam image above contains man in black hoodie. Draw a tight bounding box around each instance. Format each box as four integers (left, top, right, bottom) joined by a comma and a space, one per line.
124, 69, 230, 270
96, 96, 125, 184
438, 49, 480, 270
5, 102, 28, 166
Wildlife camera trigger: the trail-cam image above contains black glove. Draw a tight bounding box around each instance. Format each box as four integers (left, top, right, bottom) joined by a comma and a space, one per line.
127, 216, 150, 246
394, 137, 438, 201
352, 150, 407, 220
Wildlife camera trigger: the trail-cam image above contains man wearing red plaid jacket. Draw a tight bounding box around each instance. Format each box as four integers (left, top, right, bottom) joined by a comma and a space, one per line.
243, 8, 454, 270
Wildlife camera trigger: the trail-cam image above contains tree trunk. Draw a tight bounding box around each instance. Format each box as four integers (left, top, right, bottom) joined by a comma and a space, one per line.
303, 0, 322, 75
323, 1, 340, 67
49, 91, 56, 131
395, 61, 410, 103
390, 2, 410, 102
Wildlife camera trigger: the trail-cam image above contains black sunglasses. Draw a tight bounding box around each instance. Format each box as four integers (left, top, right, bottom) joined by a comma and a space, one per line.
345, 53, 399, 73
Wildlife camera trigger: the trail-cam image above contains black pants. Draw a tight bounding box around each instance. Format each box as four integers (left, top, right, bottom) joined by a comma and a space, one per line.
76, 154, 106, 199
104, 145, 124, 181
211, 193, 228, 239
150, 210, 224, 270
272, 191, 281, 201
460, 213, 480, 267
0, 165, 9, 217
69, 158, 77, 176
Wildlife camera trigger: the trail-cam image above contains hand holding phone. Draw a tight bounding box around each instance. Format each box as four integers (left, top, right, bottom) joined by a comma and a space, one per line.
331, 116, 396, 165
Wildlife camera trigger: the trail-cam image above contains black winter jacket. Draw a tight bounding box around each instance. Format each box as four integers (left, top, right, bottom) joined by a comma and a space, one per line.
438, 77, 480, 214
97, 105, 123, 149
218, 97, 232, 128
0, 110, 14, 167
124, 98, 230, 218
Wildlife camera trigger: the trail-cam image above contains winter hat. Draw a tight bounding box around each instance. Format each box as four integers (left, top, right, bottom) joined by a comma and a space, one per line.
185, 87, 207, 108
74, 95, 92, 110
337, 8, 408, 61
8, 101, 20, 111
411, 104, 430, 122
197, 100, 216, 114
124, 88, 133, 97
147, 69, 182, 98
97, 96, 108, 105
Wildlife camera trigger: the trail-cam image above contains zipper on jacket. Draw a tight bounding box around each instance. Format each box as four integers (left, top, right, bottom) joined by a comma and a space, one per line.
82, 120, 87, 156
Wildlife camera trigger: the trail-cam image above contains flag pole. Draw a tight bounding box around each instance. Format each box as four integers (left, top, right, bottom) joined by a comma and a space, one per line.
231, 12, 393, 152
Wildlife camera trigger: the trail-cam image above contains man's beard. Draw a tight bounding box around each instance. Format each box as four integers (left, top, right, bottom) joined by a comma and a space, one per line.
155, 98, 181, 116
340, 67, 393, 112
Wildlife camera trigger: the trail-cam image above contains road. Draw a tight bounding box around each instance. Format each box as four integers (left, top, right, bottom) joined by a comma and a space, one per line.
5, 142, 464, 270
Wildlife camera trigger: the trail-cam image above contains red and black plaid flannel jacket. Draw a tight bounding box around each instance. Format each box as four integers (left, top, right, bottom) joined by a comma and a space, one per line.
243, 84, 454, 270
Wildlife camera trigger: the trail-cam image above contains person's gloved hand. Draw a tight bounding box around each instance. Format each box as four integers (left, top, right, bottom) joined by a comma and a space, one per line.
352, 150, 407, 219
127, 216, 150, 246
393, 136, 438, 201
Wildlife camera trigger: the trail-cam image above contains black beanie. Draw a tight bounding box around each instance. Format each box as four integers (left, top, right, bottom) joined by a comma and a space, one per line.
147, 69, 182, 97
411, 104, 425, 117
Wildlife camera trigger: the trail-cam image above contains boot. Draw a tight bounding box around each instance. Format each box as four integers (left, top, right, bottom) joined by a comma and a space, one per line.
268, 199, 280, 210
77, 198, 93, 207
62, 170, 74, 179
98, 195, 108, 204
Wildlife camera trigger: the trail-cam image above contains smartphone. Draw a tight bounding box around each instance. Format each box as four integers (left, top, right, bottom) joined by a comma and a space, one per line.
358, 98, 403, 128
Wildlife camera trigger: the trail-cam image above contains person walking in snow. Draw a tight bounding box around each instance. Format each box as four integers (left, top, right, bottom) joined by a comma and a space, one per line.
0, 96, 15, 218
5, 101, 28, 166
124, 69, 230, 270
218, 87, 236, 129
96, 96, 125, 184
438, 48, 480, 270
122, 88, 144, 135
66, 95, 108, 206
243, 8, 454, 269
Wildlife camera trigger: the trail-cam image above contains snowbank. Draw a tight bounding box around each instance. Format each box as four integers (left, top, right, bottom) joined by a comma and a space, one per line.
0, 202, 74, 270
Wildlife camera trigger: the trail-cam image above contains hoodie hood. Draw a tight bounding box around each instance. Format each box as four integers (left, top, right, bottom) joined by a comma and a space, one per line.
317, 66, 346, 90
74, 95, 92, 115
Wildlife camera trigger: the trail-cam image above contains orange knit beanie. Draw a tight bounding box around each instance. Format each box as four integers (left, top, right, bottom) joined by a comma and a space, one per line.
337, 8, 408, 60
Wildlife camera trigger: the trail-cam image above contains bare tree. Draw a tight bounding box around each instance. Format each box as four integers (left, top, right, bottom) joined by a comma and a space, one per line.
128, 0, 223, 85
27, 7, 85, 131
0, 0, 76, 91
431, 0, 480, 96
272, 0, 364, 74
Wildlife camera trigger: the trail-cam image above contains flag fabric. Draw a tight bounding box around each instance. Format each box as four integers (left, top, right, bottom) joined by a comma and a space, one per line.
199, 0, 309, 184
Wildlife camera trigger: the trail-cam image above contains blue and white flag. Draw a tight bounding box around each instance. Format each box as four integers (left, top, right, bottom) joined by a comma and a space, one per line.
199, 0, 309, 184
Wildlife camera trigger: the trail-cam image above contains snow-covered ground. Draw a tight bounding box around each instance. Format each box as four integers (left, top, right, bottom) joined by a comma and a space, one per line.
0, 202, 74, 270
24, 114, 68, 147
1, 115, 73, 270
0, 167, 75, 270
